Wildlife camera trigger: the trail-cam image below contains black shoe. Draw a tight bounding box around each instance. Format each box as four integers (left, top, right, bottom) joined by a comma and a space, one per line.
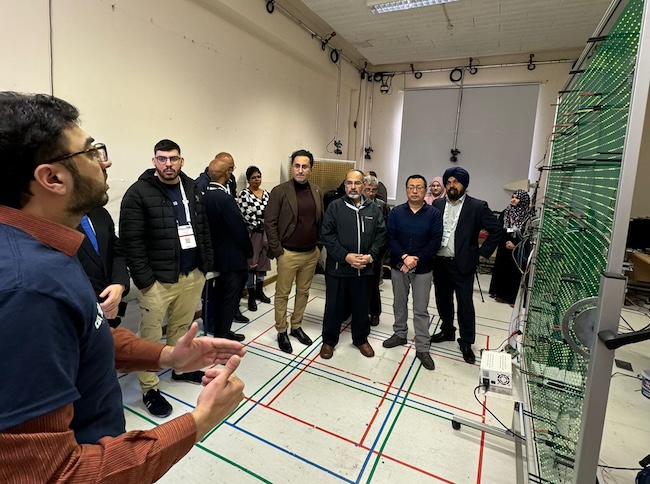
233, 310, 250, 323
247, 288, 258, 311
143, 389, 172, 418
278, 331, 293, 353
430, 330, 455, 343
416, 351, 435, 370
256, 281, 271, 304
369, 315, 380, 327
460, 345, 476, 365
225, 330, 245, 342
171, 370, 204, 384
290, 327, 313, 346
383, 334, 407, 348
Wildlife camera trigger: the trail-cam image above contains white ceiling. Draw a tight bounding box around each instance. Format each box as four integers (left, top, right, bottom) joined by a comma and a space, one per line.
295, 0, 613, 67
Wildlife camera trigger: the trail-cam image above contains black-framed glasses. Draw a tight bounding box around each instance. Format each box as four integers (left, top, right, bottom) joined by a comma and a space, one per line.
155, 155, 182, 164
47, 143, 108, 164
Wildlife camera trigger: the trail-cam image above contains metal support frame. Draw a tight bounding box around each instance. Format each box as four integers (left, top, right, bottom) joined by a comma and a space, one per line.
452, 401, 526, 483
572, 0, 650, 480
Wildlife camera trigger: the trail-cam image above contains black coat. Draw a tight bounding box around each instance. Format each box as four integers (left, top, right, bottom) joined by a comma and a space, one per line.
76, 207, 130, 300
321, 196, 387, 277
203, 188, 253, 272
432, 195, 504, 275
119, 169, 213, 289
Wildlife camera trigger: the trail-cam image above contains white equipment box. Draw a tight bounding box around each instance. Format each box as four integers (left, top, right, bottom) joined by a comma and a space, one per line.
480, 351, 513, 389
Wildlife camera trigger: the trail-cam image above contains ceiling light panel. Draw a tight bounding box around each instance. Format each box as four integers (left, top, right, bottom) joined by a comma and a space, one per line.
367, 0, 460, 15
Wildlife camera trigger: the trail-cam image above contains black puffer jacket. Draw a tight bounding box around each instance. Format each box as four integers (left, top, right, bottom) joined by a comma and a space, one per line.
119, 169, 213, 289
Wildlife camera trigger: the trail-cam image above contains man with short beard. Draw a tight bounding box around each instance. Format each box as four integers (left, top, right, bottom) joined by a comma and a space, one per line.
120, 139, 214, 417
0, 92, 245, 482
319, 170, 386, 359
429, 166, 503, 365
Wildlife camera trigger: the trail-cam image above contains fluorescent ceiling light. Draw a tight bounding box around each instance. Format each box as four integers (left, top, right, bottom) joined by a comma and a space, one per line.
368, 0, 458, 15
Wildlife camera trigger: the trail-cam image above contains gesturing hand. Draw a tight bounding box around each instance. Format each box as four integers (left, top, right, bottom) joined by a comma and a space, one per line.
192, 355, 245, 441
158, 322, 247, 372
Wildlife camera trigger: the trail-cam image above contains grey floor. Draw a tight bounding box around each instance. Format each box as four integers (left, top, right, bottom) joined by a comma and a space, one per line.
117, 274, 650, 483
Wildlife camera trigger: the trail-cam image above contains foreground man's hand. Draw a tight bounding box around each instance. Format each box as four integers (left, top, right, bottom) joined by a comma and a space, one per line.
192, 356, 245, 441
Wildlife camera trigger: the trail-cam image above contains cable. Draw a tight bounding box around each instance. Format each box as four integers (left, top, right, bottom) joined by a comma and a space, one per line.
483, 329, 521, 352
473, 384, 525, 440
598, 464, 643, 470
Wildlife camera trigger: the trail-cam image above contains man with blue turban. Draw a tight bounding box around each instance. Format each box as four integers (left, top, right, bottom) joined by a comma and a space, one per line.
429, 167, 504, 364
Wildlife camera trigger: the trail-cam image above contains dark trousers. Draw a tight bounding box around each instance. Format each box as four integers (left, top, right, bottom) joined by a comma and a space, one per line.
322, 275, 372, 347
432, 258, 476, 346
368, 258, 384, 317
202, 280, 215, 333
208, 270, 247, 337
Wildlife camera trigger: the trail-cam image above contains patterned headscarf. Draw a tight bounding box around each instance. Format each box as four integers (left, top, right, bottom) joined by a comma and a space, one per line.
424, 176, 446, 205
502, 189, 531, 229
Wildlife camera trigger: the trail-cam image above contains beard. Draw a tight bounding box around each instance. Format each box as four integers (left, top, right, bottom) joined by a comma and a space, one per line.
66, 169, 109, 216
447, 186, 465, 201
156, 165, 180, 181
347, 191, 360, 200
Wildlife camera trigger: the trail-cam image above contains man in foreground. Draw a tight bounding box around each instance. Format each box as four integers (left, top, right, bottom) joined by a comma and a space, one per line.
0, 92, 246, 482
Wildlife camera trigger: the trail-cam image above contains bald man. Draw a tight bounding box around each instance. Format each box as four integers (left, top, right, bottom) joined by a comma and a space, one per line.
197, 153, 250, 337
203, 154, 253, 341
197, 152, 237, 196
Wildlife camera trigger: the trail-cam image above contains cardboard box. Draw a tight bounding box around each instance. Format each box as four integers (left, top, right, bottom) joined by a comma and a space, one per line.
629, 251, 650, 283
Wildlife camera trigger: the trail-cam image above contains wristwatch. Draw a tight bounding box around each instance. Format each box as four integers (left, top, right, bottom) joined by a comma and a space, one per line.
367, 254, 374, 264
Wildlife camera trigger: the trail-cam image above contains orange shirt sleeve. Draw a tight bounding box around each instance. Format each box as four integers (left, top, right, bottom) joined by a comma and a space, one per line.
0, 404, 197, 483
111, 327, 165, 373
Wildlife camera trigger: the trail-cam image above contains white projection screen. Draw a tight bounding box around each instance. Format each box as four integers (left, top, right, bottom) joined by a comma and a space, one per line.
396, 84, 539, 210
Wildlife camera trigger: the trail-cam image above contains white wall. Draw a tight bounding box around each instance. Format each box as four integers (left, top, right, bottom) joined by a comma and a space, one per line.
0, 0, 359, 220
360, 62, 573, 208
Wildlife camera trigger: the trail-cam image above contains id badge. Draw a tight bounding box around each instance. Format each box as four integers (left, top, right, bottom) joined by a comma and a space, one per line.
507, 227, 515, 233
441, 231, 450, 247
178, 224, 197, 249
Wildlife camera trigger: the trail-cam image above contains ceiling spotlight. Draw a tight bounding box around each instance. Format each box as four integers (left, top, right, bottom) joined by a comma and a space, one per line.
367, 0, 458, 15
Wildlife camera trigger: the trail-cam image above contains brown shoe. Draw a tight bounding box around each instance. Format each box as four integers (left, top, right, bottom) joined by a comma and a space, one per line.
357, 342, 375, 358
320, 344, 334, 359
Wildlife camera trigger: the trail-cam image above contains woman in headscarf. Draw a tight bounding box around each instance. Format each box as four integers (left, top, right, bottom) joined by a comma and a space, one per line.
489, 189, 531, 305
424, 176, 446, 205
238, 166, 272, 311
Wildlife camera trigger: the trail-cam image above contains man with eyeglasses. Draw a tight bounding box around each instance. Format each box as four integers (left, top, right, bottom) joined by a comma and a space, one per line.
363, 174, 391, 327
0, 92, 245, 482
429, 166, 503, 365
383, 175, 442, 371
120, 139, 214, 417
319, 170, 386, 359
264, 149, 323, 354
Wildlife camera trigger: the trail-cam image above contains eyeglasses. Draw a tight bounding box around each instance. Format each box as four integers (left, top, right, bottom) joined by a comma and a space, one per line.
406, 185, 426, 191
364, 187, 379, 193
47, 143, 108, 164
155, 155, 182, 164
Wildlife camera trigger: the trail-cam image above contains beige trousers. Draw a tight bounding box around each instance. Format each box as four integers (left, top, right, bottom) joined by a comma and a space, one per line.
274, 247, 320, 333
137, 268, 205, 392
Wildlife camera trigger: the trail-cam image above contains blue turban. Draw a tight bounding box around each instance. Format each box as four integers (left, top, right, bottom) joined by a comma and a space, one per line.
442, 166, 470, 188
